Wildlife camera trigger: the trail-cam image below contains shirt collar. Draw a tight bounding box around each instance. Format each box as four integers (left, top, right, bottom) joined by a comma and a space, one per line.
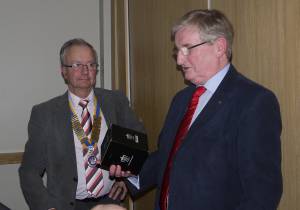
202, 63, 230, 94
68, 89, 95, 109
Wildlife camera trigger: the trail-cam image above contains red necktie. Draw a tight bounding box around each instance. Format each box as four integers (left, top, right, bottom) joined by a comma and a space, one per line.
160, 86, 206, 210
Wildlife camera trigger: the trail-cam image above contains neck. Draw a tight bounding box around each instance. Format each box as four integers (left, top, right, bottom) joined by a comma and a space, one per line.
69, 88, 93, 99
218, 56, 229, 70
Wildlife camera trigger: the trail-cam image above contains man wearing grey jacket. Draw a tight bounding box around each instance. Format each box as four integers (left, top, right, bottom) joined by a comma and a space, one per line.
19, 38, 144, 210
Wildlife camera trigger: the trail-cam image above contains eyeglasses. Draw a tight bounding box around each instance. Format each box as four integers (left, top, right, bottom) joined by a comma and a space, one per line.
63, 63, 99, 71
175, 41, 208, 56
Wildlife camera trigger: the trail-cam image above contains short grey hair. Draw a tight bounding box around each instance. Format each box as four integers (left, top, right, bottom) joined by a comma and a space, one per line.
59, 38, 98, 66
171, 9, 234, 60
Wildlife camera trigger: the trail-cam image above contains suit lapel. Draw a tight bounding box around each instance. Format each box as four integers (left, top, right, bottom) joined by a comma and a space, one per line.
188, 66, 238, 134
55, 92, 77, 165
95, 90, 113, 127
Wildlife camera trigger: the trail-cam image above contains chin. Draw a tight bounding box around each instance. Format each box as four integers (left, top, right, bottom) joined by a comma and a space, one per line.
184, 75, 195, 83
186, 77, 203, 86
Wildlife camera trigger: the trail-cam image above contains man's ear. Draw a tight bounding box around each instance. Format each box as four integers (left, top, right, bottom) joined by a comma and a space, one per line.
61, 67, 68, 84
215, 37, 227, 58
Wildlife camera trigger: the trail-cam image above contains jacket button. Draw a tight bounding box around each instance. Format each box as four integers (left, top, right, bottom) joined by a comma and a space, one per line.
73, 177, 78, 182
70, 202, 74, 206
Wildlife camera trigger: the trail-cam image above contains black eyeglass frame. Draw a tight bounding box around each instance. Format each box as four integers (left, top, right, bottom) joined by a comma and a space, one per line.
175, 41, 208, 56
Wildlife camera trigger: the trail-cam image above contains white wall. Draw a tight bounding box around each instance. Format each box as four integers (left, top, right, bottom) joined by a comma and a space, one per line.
0, 0, 111, 209
0, 164, 25, 209
0, 0, 102, 153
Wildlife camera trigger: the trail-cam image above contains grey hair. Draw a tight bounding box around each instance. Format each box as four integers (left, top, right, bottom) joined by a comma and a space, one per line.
59, 38, 98, 66
171, 9, 234, 60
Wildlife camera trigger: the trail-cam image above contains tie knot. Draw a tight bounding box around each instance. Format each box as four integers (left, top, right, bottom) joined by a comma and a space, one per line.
79, 99, 89, 108
193, 86, 206, 98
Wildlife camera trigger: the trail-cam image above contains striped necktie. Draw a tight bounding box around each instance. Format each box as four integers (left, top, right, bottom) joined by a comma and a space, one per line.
79, 99, 92, 136
79, 99, 104, 197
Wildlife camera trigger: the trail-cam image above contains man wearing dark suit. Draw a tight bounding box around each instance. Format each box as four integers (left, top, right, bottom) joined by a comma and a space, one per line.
19, 38, 144, 210
110, 9, 282, 210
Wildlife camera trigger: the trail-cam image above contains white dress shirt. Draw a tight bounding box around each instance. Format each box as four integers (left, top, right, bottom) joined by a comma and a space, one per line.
68, 90, 114, 199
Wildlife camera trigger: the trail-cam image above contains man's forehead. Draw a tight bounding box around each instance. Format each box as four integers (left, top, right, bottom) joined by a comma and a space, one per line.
175, 26, 201, 45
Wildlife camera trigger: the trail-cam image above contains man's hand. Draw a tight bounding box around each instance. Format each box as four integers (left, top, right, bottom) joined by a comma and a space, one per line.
109, 165, 132, 178
109, 180, 127, 200
91, 204, 126, 210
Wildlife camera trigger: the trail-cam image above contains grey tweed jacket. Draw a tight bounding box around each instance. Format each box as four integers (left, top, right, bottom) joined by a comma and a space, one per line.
19, 88, 144, 210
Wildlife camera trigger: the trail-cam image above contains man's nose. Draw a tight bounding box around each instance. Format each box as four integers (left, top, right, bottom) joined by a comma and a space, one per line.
81, 65, 89, 73
176, 51, 185, 65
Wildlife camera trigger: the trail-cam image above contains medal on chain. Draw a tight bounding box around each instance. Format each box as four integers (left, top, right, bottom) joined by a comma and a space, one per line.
69, 96, 102, 168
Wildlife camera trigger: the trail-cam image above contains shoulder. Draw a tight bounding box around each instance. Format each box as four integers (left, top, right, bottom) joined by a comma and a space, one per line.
226, 67, 280, 115
94, 88, 128, 102
28, 93, 68, 127
225, 66, 277, 100
234, 70, 276, 100
31, 92, 67, 113
94, 87, 126, 97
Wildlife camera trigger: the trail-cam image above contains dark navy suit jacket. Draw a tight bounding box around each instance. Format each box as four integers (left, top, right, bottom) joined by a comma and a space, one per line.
133, 65, 282, 210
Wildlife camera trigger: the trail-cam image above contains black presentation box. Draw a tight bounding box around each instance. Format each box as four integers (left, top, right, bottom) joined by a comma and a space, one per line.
101, 124, 148, 175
